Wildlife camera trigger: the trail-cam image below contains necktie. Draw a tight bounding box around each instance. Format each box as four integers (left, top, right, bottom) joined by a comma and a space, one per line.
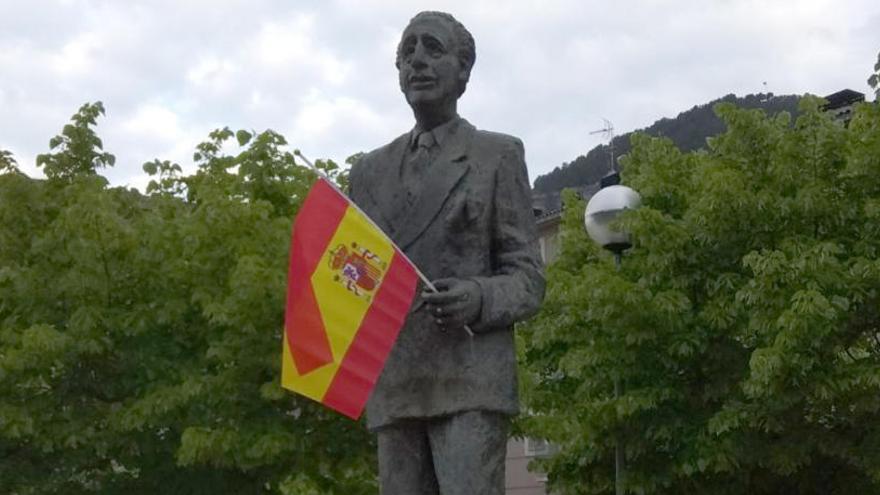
416, 130, 436, 152
404, 131, 436, 205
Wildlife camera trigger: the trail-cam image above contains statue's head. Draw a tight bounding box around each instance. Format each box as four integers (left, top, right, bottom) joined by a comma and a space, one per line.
396, 11, 475, 111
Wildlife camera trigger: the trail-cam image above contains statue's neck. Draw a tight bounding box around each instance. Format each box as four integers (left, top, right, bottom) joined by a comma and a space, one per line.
412, 102, 458, 132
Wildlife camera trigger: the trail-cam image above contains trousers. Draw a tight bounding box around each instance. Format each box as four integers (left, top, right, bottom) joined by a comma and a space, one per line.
376, 410, 509, 495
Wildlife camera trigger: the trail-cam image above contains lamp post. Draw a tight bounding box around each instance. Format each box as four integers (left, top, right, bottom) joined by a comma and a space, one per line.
584, 180, 640, 495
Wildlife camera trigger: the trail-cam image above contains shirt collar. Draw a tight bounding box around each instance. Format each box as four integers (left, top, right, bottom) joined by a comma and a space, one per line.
409, 115, 461, 149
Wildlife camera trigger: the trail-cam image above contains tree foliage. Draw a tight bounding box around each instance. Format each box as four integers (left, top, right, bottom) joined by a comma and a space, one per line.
36, 102, 116, 181
0, 104, 373, 494
519, 97, 880, 494
0, 149, 20, 175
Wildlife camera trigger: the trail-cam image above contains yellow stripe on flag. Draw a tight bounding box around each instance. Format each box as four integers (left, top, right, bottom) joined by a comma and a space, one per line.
281, 206, 395, 401
282, 331, 336, 402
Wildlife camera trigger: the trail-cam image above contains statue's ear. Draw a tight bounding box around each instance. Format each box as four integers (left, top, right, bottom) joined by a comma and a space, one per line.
458, 67, 471, 95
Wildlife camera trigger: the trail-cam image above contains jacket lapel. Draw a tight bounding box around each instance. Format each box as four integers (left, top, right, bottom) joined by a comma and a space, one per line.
395, 120, 475, 250
358, 134, 409, 235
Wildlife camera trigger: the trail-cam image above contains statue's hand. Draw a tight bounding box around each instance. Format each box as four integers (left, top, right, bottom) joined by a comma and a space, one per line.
422, 278, 482, 332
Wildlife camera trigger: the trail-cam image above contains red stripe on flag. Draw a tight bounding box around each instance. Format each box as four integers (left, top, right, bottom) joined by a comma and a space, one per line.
321, 249, 418, 418
285, 179, 349, 375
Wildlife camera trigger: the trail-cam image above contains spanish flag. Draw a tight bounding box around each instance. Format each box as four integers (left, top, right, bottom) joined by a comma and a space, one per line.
282, 177, 419, 419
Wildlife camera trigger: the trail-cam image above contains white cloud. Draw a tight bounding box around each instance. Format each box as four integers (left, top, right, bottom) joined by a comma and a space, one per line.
293, 92, 384, 137
1, 0, 878, 189
186, 57, 238, 91
250, 14, 353, 86
122, 104, 183, 143
51, 32, 100, 76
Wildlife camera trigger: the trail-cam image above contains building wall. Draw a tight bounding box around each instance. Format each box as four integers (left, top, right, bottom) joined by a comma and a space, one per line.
505, 209, 564, 494
536, 213, 562, 264
505, 210, 562, 495
505, 438, 550, 495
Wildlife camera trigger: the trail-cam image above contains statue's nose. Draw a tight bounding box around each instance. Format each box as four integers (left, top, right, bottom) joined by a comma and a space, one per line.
410, 43, 429, 69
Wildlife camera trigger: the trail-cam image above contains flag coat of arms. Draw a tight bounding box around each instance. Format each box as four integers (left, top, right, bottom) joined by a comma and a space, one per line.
282, 177, 419, 419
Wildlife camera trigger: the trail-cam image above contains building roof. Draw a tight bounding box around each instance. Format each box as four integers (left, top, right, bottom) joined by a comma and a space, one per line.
822, 89, 865, 110
532, 183, 600, 219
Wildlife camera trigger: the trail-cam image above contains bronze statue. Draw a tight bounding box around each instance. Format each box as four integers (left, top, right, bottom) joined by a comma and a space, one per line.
348, 11, 545, 494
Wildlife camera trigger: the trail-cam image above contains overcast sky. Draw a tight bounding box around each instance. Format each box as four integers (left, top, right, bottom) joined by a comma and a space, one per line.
1, 0, 878, 189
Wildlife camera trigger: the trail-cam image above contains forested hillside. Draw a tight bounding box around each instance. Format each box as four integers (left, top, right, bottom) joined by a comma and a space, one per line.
533, 93, 800, 193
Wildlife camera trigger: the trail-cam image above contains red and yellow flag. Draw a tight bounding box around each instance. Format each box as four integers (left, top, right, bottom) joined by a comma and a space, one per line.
282, 177, 419, 419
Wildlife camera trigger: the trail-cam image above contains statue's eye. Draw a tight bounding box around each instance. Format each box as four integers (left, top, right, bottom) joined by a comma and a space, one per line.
423, 37, 445, 57
400, 38, 416, 58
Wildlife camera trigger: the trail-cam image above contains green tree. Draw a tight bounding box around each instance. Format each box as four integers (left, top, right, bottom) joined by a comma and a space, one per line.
1, 106, 372, 494
36, 102, 116, 181
519, 97, 880, 494
0, 149, 20, 174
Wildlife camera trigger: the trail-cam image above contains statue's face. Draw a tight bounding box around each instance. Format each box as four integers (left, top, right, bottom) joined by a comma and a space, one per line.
397, 17, 465, 110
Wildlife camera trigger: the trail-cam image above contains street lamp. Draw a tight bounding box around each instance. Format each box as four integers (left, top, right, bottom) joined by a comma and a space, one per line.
584, 179, 640, 495
584, 183, 641, 265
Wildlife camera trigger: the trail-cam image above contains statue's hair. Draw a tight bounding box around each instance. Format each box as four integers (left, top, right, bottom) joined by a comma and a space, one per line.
396, 11, 476, 94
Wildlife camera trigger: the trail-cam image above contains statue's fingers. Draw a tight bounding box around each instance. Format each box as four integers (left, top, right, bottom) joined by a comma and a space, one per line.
431, 305, 446, 318
430, 277, 459, 290
422, 290, 460, 305
441, 300, 469, 316
437, 318, 461, 330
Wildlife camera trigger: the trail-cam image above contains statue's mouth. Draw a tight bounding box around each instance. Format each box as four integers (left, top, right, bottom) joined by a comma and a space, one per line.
409, 75, 435, 88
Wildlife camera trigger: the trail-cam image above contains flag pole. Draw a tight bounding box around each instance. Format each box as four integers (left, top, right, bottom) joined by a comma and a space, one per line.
294, 150, 474, 338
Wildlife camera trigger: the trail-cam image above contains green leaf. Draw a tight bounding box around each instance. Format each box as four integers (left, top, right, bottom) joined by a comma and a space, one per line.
236, 129, 253, 146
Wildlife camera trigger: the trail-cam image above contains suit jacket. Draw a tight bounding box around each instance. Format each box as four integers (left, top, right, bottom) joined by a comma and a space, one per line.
349, 118, 545, 430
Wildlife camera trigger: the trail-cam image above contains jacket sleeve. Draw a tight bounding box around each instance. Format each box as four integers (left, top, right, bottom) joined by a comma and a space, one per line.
470, 138, 545, 331
346, 155, 363, 203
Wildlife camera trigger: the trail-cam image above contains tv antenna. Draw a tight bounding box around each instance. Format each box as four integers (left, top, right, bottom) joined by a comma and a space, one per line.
590, 118, 616, 173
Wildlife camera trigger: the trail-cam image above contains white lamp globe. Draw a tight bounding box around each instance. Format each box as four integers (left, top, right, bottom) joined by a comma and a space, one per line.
584, 185, 641, 254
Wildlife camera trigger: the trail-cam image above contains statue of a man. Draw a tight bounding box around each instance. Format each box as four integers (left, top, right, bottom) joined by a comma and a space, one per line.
348, 11, 545, 494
